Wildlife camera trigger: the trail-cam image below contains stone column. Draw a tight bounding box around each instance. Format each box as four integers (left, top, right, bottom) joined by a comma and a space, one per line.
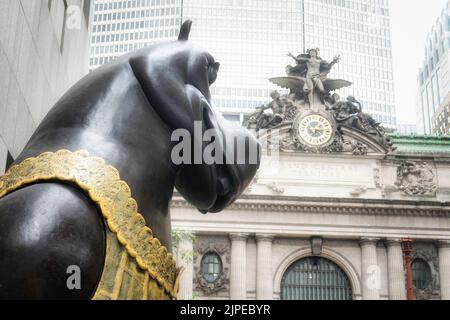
229, 233, 250, 300
386, 238, 406, 300
176, 233, 194, 300
359, 237, 380, 300
437, 240, 450, 300
256, 234, 275, 300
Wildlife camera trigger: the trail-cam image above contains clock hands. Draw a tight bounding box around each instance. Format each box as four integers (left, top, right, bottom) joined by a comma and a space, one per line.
298, 114, 333, 146
309, 123, 323, 134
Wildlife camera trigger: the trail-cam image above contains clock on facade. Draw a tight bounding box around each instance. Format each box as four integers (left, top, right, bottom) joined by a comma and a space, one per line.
296, 113, 334, 147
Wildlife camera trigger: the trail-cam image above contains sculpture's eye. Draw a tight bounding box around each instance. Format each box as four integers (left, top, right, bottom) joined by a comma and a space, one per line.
208, 62, 220, 85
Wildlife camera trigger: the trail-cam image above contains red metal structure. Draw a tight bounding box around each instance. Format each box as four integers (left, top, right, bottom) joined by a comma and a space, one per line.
401, 237, 414, 300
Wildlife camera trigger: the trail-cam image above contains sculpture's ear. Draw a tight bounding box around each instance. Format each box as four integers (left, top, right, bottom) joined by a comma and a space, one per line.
178, 20, 192, 41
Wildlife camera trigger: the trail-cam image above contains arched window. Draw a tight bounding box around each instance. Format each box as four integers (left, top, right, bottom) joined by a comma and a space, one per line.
281, 256, 352, 300
201, 252, 222, 283
412, 259, 432, 290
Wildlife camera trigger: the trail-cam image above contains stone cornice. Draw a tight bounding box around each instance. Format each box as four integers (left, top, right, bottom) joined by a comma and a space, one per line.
171, 194, 450, 217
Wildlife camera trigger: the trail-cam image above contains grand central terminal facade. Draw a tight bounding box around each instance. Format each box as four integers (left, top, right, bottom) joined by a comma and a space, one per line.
172, 134, 450, 300
171, 79, 450, 300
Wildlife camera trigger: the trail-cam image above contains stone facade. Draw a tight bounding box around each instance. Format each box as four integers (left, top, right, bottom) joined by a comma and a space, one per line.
172, 135, 450, 300
0, 0, 92, 174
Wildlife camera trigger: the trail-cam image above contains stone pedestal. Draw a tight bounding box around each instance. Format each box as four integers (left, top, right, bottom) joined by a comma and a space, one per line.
386, 238, 406, 300
229, 233, 250, 300
176, 233, 194, 300
359, 237, 380, 300
256, 234, 275, 300
437, 240, 450, 300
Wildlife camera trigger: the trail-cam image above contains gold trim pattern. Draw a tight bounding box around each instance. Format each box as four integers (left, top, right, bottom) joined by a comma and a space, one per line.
0, 150, 179, 299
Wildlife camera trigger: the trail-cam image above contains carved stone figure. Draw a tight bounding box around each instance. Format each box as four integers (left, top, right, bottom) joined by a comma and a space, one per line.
269, 48, 350, 106
0, 21, 260, 300
395, 161, 437, 196
287, 48, 340, 102
330, 95, 362, 121
245, 91, 285, 129
331, 95, 395, 150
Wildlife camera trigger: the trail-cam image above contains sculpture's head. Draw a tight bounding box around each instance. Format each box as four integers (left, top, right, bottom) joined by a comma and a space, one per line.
270, 90, 280, 100
331, 93, 341, 103
130, 21, 260, 213
307, 48, 319, 58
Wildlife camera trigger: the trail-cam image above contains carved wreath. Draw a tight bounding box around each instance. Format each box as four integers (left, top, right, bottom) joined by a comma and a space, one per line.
193, 240, 230, 295
395, 161, 437, 196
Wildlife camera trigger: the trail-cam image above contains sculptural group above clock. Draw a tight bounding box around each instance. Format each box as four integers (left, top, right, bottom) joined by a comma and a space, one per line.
245, 48, 395, 155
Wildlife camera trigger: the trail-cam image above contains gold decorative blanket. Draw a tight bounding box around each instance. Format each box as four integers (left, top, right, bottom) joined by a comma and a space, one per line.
0, 150, 181, 300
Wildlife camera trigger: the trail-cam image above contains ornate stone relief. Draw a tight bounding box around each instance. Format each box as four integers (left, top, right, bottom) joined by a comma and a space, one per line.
373, 167, 386, 198
280, 131, 371, 155
264, 182, 285, 195
349, 186, 368, 197
344, 141, 369, 155
243, 172, 285, 195
193, 239, 230, 295
395, 161, 437, 196
411, 248, 440, 300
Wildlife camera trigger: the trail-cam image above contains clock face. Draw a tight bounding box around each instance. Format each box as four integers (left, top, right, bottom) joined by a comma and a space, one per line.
298, 114, 333, 146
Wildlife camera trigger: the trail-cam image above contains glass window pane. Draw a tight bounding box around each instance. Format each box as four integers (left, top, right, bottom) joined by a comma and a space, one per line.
412, 259, 431, 290
201, 252, 222, 283
281, 257, 352, 300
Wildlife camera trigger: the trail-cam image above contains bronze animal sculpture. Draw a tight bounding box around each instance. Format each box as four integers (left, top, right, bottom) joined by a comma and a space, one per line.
0, 21, 260, 299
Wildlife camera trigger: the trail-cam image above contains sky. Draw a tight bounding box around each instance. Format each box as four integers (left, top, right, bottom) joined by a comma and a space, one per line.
389, 0, 448, 125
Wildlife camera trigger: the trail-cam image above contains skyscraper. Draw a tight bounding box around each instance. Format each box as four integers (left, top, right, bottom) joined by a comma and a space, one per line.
1, 0, 93, 173
90, 0, 182, 69
90, 0, 397, 128
417, 1, 450, 135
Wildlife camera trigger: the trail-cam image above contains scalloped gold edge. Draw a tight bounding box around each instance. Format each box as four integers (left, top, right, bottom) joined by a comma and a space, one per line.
0, 150, 179, 299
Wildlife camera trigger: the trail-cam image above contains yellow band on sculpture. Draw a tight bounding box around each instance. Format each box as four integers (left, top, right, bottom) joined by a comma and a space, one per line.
0, 150, 180, 299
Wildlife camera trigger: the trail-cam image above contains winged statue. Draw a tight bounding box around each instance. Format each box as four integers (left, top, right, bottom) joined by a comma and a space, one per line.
270, 48, 351, 104
269, 76, 351, 94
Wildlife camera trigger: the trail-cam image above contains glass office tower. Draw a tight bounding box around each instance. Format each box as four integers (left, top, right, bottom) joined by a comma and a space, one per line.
417, 1, 450, 135
90, 0, 182, 69
90, 0, 397, 128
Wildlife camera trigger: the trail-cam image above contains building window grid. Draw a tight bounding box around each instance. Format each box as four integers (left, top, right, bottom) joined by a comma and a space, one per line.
90, 0, 396, 127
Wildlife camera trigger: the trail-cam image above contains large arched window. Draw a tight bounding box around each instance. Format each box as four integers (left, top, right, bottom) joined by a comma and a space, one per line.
201, 252, 222, 283
411, 259, 432, 290
281, 256, 352, 300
